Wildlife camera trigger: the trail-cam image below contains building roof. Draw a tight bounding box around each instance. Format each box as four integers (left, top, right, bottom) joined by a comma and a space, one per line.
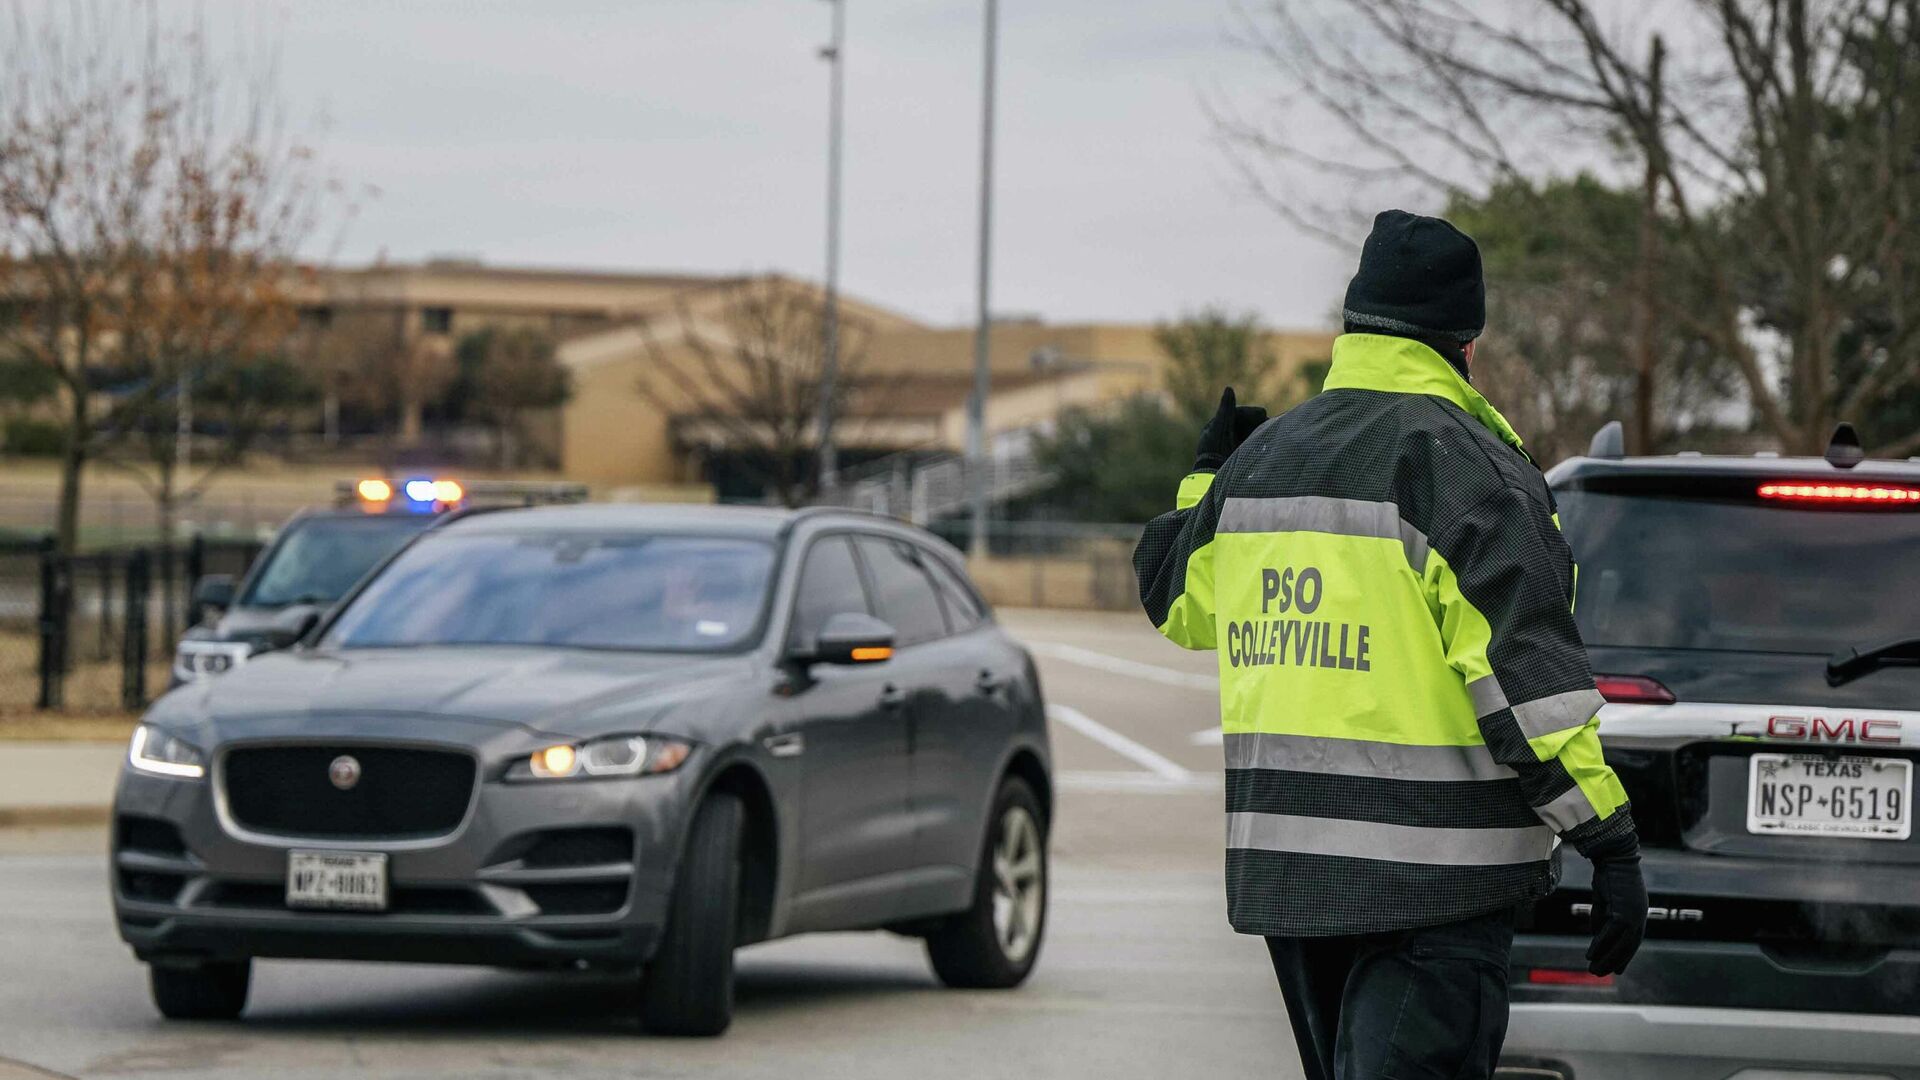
300, 262, 927, 333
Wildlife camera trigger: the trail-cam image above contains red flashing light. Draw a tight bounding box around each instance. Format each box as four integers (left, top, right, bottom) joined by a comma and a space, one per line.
1527, 968, 1615, 987
1758, 482, 1920, 504
1595, 673, 1676, 705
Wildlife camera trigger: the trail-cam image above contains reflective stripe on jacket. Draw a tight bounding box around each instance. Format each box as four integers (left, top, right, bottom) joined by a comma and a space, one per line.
1134, 333, 1634, 937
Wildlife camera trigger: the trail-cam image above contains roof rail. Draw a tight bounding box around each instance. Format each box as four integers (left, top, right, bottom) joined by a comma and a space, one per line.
1588, 420, 1625, 459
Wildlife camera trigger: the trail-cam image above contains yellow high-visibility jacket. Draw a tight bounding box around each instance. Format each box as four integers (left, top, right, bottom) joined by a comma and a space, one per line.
1134, 334, 1633, 936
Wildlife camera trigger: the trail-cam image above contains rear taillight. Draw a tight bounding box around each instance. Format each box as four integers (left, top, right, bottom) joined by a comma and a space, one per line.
1594, 673, 1676, 704
1758, 481, 1920, 504
1526, 968, 1615, 987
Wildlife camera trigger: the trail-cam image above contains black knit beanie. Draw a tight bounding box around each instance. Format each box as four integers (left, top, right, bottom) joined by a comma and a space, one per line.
1342, 210, 1485, 344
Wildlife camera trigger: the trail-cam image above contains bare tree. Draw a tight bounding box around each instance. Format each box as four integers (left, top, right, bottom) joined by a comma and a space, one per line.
1222, 0, 1920, 455
0, 3, 327, 554
636, 278, 872, 508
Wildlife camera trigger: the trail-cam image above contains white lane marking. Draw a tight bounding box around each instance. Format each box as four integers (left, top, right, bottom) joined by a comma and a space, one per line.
1026, 641, 1218, 693
1047, 703, 1195, 784
1057, 771, 1214, 794
1189, 728, 1223, 746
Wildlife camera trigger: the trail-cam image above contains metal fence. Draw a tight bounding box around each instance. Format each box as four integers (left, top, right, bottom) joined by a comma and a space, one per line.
0, 535, 264, 715
926, 520, 1145, 612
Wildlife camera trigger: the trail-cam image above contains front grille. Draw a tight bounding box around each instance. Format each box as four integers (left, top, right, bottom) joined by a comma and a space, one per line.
222, 745, 475, 840
199, 881, 491, 916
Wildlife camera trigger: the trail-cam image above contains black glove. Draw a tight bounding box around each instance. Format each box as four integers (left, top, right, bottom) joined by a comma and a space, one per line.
1193, 387, 1268, 472
1586, 846, 1647, 976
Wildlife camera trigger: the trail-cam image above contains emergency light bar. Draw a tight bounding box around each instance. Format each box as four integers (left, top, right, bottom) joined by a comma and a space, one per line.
334, 478, 589, 512
1757, 482, 1920, 504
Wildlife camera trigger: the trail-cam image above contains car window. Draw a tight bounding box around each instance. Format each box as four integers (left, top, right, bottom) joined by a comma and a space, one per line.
323, 532, 776, 652
1560, 488, 1920, 653
852, 535, 948, 648
788, 535, 870, 652
240, 515, 431, 607
923, 552, 986, 632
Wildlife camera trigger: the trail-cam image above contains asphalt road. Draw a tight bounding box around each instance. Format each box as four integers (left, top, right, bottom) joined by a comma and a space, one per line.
0, 609, 1302, 1080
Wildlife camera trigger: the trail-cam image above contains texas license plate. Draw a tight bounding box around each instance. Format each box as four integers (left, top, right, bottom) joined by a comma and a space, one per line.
1747, 753, 1912, 841
286, 850, 388, 911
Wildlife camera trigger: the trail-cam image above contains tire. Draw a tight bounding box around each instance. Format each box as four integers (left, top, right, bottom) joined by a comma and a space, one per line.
926, 776, 1047, 989
640, 790, 743, 1036
149, 959, 250, 1020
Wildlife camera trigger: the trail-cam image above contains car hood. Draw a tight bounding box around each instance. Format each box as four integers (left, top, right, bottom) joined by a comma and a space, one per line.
160, 645, 756, 739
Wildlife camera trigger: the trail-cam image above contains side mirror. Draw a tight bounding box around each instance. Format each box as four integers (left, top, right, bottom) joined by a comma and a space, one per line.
260, 604, 322, 652
803, 612, 896, 666
189, 574, 235, 625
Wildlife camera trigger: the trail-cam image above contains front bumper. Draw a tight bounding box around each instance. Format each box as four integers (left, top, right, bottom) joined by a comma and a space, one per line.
112, 757, 694, 971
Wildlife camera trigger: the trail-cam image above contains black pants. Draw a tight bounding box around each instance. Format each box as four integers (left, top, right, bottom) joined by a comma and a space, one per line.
1265, 906, 1517, 1080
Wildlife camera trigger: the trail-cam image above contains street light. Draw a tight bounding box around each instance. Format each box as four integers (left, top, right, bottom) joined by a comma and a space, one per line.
966, 0, 999, 556
814, 0, 847, 495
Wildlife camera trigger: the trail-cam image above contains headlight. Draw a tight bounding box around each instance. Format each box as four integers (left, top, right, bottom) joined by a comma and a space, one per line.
173, 640, 254, 683
128, 725, 206, 779
508, 736, 693, 781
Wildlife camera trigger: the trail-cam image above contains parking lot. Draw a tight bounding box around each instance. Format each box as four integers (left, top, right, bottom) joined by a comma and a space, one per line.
0, 609, 1306, 1080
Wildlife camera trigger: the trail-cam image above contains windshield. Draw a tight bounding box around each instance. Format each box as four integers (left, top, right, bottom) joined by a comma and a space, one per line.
322, 532, 776, 652
241, 515, 432, 607
1560, 489, 1920, 654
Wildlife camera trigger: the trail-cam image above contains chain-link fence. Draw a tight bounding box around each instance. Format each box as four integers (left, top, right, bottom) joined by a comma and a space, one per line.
0, 536, 264, 715
926, 520, 1145, 612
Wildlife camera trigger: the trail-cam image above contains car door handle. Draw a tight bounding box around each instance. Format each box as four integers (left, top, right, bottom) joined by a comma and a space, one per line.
975, 669, 1004, 694
878, 684, 906, 710
763, 733, 805, 758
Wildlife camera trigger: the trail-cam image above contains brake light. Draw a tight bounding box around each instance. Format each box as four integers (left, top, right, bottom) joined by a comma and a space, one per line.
1526, 968, 1614, 987
1758, 482, 1920, 504
1594, 673, 1676, 704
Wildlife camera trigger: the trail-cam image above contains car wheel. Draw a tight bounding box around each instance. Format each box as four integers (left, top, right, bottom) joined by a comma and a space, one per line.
149, 959, 250, 1020
640, 790, 743, 1037
926, 776, 1047, 989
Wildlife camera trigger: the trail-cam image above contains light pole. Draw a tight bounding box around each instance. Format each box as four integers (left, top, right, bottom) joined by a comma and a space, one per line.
966, 0, 998, 557
814, 0, 847, 495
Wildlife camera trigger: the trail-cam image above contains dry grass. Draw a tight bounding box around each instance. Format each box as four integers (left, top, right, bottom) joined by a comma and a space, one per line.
1, 626, 162, 737
0, 707, 138, 741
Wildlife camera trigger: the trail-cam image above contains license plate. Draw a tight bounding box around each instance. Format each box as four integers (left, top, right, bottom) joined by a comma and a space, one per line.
286, 850, 388, 911
1747, 753, 1912, 841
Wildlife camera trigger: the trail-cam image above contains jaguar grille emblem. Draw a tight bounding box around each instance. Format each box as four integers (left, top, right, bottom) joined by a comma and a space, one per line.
328, 755, 362, 791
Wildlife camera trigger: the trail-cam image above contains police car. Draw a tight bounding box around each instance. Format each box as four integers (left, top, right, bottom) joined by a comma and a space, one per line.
1502, 423, 1920, 1079
173, 478, 585, 684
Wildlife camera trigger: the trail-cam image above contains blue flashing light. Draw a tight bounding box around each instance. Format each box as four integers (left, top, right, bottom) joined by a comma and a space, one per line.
403, 479, 436, 503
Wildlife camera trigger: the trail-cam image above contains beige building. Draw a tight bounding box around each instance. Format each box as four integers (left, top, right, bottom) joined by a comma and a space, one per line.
298, 260, 1334, 500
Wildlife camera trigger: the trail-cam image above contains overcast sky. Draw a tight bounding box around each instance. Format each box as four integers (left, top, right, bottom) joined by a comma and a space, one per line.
220, 0, 1363, 331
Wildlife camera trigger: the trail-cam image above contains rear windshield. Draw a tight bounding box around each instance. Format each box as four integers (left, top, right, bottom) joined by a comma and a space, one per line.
1559, 488, 1920, 654
322, 532, 776, 652
241, 515, 431, 607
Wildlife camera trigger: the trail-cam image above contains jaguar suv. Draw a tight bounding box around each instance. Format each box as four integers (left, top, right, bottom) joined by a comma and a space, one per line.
1500, 425, 1920, 1078
113, 504, 1052, 1036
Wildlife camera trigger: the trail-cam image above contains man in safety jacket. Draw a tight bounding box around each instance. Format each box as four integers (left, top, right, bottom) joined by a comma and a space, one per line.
1133, 210, 1646, 1079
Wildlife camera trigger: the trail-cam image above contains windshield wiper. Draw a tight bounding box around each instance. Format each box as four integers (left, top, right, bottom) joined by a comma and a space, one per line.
1827, 636, 1920, 686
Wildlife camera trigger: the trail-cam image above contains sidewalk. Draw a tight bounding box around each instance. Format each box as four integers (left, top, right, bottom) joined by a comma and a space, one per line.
0, 741, 124, 827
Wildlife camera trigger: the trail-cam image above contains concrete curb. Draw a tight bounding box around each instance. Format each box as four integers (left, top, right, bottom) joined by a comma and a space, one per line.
0, 805, 110, 829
